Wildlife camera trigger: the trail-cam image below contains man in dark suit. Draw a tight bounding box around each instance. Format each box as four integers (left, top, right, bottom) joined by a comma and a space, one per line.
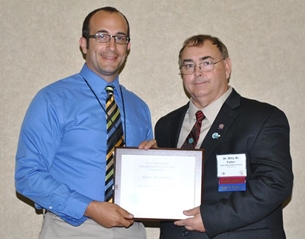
155, 35, 293, 239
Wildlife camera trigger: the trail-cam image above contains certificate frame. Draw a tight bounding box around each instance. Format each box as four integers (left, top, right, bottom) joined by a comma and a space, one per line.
114, 147, 204, 220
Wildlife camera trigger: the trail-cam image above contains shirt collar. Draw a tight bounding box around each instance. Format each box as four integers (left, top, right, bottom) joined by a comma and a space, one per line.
188, 86, 232, 123
80, 64, 121, 96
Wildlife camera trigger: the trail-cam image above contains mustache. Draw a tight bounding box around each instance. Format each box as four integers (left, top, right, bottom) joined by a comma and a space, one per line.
193, 77, 207, 84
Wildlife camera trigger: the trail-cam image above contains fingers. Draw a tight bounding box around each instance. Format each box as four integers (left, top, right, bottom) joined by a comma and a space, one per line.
109, 204, 135, 227
116, 205, 134, 219
118, 217, 134, 228
174, 218, 201, 231
174, 218, 191, 227
183, 206, 200, 216
85, 201, 135, 228
124, 212, 134, 219
174, 210, 206, 232
138, 139, 158, 149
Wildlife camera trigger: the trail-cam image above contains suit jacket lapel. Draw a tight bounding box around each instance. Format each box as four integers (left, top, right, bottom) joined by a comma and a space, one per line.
170, 103, 189, 147
200, 89, 241, 161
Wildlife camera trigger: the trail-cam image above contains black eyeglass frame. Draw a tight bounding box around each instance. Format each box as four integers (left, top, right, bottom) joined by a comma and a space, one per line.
88, 32, 130, 45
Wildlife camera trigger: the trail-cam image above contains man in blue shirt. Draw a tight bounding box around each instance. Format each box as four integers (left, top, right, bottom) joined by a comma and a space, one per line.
15, 6, 156, 239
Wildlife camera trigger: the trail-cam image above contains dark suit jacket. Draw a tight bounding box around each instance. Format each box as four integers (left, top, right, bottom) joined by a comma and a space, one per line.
155, 89, 293, 239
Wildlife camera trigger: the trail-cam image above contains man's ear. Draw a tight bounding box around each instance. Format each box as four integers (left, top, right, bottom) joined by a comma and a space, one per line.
224, 57, 232, 80
79, 37, 88, 55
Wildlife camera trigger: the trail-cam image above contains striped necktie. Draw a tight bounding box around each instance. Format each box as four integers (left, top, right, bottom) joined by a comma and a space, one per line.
181, 110, 205, 149
105, 85, 124, 202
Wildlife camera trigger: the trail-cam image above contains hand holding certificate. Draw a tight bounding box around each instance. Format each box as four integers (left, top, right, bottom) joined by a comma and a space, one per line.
114, 148, 204, 220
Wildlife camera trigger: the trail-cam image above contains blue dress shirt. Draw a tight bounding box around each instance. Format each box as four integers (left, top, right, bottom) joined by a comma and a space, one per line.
15, 64, 153, 226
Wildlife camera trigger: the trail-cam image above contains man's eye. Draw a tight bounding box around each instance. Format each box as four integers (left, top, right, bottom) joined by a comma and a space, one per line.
185, 64, 194, 69
202, 61, 213, 66
97, 33, 106, 39
116, 36, 126, 41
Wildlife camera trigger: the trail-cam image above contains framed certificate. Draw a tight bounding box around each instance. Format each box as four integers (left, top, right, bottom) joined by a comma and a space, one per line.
114, 147, 204, 220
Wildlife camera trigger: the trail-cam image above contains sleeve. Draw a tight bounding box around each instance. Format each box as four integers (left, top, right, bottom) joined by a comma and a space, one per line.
123, 91, 154, 145
201, 108, 293, 238
144, 104, 154, 141
15, 91, 92, 226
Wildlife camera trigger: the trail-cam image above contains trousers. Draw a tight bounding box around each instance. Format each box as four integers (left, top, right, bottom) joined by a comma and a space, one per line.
38, 212, 147, 239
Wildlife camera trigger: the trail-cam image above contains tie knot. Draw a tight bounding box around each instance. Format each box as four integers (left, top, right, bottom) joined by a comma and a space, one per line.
105, 85, 114, 96
195, 111, 205, 122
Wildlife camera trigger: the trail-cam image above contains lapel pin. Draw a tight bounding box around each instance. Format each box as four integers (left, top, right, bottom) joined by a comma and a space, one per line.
212, 132, 221, 139
188, 138, 194, 144
218, 124, 224, 130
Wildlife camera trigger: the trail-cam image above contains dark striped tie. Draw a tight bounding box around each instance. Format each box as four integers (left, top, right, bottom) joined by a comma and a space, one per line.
105, 85, 124, 202
181, 110, 205, 149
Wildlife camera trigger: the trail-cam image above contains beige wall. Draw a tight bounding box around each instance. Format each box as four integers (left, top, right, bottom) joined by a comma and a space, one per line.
1, 0, 305, 238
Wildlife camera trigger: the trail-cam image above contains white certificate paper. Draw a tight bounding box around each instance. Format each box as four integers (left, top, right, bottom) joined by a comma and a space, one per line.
114, 148, 204, 220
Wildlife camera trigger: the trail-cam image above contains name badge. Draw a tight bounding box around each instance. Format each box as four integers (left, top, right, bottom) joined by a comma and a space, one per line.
217, 154, 247, 192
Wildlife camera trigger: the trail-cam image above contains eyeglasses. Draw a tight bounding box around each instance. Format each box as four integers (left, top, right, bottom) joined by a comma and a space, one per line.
179, 58, 225, 75
88, 32, 130, 45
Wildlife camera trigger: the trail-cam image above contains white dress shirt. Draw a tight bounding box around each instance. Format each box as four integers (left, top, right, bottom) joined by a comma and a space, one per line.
177, 87, 232, 148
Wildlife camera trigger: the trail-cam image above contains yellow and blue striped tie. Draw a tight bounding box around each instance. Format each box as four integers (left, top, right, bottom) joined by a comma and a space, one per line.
105, 85, 124, 202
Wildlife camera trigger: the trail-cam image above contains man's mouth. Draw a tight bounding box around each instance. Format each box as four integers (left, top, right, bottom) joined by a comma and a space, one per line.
194, 79, 207, 85
102, 54, 117, 60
